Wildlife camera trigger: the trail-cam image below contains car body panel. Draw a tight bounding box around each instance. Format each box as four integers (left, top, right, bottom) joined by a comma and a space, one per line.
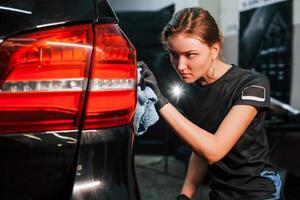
0, 0, 117, 39
0, 0, 139, 199
0, 126, 139, 200
71, 126, 138, 200
0, 131, 78, 199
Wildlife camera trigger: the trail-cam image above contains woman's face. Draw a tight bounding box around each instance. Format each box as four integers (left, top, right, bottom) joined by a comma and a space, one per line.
167, 33, 218, 83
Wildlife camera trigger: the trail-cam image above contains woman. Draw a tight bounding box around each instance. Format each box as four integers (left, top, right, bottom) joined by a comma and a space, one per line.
140, 7, 282, 200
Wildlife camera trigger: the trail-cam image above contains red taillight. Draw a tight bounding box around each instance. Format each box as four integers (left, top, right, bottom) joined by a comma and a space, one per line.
0, 23, 136, 134
83, 24, 136, 129
0, 24, 93, 133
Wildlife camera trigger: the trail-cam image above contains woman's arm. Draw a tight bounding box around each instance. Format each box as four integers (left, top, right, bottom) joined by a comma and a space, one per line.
159, 103, 258, 164
139, 62, 259, 164
180, 152, 207, 198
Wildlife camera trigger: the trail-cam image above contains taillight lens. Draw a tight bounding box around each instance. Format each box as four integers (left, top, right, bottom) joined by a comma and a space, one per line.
83, 24, 136, 129
0, 24, 93, 133
0, 23, 137, 134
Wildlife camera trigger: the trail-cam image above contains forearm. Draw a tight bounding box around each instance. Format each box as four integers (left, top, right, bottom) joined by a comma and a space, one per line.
181, 152, 207, 197
159, 103, 220, 163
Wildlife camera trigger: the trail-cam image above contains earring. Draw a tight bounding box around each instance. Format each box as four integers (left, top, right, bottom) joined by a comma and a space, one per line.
211, 60, 215, 78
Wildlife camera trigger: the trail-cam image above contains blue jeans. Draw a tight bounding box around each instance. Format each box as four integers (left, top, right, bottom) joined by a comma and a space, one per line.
260, 170, 282, 200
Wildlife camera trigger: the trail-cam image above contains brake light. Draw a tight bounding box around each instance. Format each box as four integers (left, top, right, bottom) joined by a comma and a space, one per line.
83, 24, 136, 129
0, 24, 93, 133
0, 23, 136, 134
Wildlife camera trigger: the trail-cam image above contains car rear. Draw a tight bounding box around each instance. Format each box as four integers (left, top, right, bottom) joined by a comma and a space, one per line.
0, 0, 139, 199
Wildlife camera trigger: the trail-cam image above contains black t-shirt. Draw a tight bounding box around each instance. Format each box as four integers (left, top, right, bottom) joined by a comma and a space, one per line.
180, 65, 277, 199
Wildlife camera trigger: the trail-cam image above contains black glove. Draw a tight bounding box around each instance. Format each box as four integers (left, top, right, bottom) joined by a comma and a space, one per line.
176, 194, 191, 200
137, 61, 169, 110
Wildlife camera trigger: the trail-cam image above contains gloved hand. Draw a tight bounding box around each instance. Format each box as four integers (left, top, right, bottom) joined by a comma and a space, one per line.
137, 61, 169, 110
176, 194, 191, 200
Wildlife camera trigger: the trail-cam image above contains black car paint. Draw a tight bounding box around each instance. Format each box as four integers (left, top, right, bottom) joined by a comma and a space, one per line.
0, 0, 117, 39
0, 126, 138, 199
71, 127, 138, 200
0, 0, 139, 199
0, 131, 79, 199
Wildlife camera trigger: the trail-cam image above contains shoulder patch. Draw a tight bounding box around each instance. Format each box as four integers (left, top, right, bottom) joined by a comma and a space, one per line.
241, 85, 265, 102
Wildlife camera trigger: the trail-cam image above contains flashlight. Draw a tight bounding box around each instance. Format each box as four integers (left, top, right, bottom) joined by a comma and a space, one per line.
170, 84, 184, 104
172, 85, 183, 97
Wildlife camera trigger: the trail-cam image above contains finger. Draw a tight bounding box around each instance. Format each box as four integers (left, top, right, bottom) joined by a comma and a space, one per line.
140, 67, 153, 82
139, 75, 153, 90
140, 80, 146, 90
139, 75, 150, 90
142, 78, 155, 89
137, 61, 145, 68
139, 68, 148, 83
138, 61, 151, 73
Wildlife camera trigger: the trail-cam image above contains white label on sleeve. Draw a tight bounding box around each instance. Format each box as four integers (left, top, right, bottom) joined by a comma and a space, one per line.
241, 85, 266, 102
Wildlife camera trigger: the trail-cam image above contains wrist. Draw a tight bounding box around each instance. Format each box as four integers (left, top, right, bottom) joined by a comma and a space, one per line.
177, 194, 190, 200
155, 96, 169, 110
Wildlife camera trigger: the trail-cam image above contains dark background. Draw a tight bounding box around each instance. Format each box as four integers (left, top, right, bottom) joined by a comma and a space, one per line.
239, 1, 293, 104
117, 5, 188, 157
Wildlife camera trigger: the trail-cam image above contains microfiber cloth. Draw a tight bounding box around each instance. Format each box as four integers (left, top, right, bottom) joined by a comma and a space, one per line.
134, 67, 159, 136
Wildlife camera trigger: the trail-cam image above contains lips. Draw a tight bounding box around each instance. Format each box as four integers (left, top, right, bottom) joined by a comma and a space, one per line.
180, 73, 191, 78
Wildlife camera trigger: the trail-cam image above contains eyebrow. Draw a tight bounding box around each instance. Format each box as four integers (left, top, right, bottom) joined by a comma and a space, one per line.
168, 49, 198, 55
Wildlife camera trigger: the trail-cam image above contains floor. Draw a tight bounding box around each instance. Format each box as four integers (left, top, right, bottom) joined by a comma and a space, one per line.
135, 155, 289, 200
135, 155, 210, 200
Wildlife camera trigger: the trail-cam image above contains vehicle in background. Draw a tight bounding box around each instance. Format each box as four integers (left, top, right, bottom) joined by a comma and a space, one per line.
0, 0, 139, 199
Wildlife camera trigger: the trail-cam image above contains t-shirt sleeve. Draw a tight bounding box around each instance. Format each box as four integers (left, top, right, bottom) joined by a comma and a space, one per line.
234, 74, 270, 109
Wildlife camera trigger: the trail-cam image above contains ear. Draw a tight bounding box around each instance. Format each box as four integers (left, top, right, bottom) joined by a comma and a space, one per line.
211, 43, 220, 60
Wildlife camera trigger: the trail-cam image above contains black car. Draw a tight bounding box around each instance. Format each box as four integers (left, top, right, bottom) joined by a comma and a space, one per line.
0, 0, 140, 199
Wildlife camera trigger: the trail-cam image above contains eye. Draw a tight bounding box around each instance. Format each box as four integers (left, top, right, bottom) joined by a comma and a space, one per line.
185, 53, 197, 59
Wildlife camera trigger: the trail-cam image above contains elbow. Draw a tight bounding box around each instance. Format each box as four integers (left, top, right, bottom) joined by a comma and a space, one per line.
194, 149, 224, 165
193, 138, 227, 165
206, 156, 221, 165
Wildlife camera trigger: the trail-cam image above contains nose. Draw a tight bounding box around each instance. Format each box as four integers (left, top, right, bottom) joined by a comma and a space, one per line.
176, 57, 187, 72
